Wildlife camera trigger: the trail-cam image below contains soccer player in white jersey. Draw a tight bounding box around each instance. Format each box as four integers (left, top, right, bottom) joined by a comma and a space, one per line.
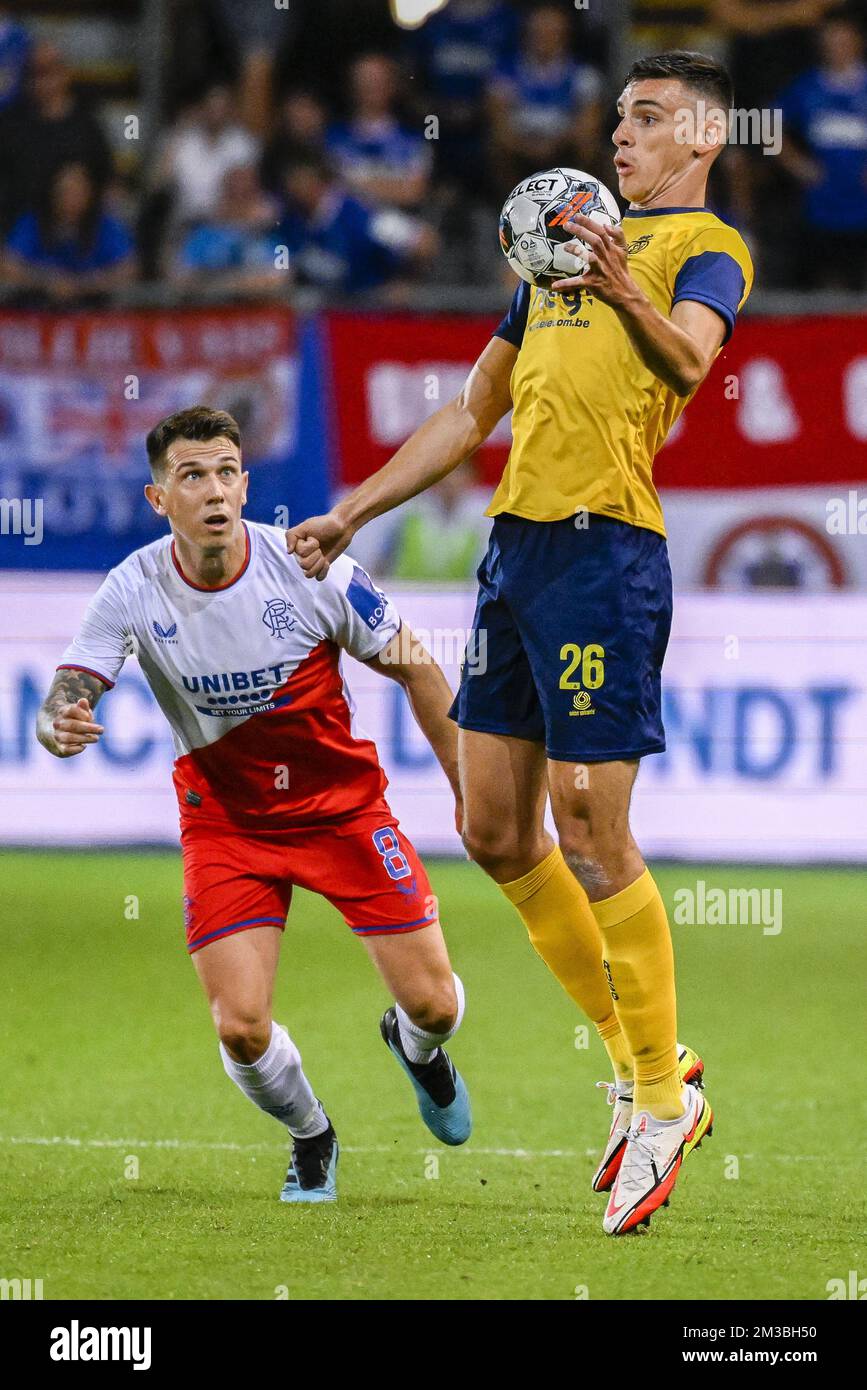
36, 406, 472, 1203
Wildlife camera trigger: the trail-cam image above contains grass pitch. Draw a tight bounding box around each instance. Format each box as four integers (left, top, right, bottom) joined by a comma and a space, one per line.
0, 852, 863, 1301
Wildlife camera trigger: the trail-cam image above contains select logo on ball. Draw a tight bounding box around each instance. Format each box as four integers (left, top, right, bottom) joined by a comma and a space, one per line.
499, 166, 621, 289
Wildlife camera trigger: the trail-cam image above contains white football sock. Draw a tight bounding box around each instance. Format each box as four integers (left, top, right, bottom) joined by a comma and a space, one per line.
396, 972, 465, 1065
219, 1021, 328, 1139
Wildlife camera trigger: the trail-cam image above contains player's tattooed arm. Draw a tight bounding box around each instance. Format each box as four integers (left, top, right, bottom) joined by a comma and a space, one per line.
36, 669, 108, 758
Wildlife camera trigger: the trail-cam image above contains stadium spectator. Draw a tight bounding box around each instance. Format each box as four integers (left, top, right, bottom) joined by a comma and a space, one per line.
152, 82, 259, 228
277, 150, 436, 296
406, 0, 519, 194
326, 53, 432, 212
0, 7, 31, 113
779, 10, 867, 290
173, 163, 285, 299
261, 89, 328, 197
3, 160, 135, 306
709, 0, 840, 109
705, 1, 842, 280
487, 5, 604, 193
350, 457, 490, 582
0, 42, 112, 233
209, 0, 303, 137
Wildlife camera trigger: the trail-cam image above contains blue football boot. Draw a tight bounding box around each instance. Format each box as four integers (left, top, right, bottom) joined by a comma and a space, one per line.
380, 1007, 472, 1146
279, 1115, 339, 1203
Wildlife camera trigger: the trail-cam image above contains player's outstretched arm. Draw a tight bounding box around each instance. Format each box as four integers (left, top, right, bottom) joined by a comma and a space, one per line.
364, 625, 463, 830
36, 669, 108, 758
287, 335, 516, 580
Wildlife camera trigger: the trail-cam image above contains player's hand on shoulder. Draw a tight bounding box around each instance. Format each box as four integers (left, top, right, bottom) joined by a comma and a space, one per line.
290, 533, 330, 581
50, 698, 105, 757
286, 510, 355, 582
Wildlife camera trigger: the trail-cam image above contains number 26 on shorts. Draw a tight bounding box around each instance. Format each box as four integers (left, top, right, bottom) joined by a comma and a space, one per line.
559, 643, 605, 690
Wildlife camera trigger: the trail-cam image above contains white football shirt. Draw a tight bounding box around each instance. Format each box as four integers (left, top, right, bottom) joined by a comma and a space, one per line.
59, 521, 402, 828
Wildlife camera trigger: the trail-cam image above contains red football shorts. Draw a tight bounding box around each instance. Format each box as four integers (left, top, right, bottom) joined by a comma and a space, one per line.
180, 803, 437, 954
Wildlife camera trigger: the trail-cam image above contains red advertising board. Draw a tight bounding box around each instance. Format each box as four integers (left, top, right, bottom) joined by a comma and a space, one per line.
326, 311, 867, 489
0, 305, 293, 372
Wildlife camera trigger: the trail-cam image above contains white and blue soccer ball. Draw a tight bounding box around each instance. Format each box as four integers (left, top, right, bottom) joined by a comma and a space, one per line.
499, 167, 621, 287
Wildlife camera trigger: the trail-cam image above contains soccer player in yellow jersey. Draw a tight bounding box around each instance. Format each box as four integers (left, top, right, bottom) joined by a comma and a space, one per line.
287, 51, 754, 1235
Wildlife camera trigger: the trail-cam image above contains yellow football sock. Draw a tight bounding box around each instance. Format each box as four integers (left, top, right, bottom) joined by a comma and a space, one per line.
595, 1010, 633, 1083
590, 868, 682, 1120
499, 847, 632, 1080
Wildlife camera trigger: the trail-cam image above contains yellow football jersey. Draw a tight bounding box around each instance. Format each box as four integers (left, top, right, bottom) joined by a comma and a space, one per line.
487, 207, 754, 536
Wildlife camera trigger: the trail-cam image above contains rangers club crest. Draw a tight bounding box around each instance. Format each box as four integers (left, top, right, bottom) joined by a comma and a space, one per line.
262, 598, 296, 638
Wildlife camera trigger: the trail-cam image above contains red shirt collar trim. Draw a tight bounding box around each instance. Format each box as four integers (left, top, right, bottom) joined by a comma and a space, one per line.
171, 522, 251, 592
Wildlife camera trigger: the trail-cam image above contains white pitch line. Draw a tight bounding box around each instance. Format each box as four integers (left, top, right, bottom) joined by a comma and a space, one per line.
0, 1134, 585, 1159
0, 1135, 824, 1161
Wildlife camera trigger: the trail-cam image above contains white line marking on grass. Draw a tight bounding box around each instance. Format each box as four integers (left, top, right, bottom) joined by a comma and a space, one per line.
0, 1134, 584, 1158
0, 1135, 823, 1161
2, 1135, 282, 1153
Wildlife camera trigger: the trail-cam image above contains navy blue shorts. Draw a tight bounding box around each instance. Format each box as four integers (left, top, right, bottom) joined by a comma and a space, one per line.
449, 513, 673, 762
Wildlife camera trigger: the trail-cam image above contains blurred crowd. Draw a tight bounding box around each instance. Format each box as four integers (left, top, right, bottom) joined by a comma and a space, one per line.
0, 0, 866, 312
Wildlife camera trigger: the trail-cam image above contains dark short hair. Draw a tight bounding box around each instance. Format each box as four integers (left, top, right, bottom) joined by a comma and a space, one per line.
625, 50, 734, 115
282, 148, 335, 184
146, 405, 241, 479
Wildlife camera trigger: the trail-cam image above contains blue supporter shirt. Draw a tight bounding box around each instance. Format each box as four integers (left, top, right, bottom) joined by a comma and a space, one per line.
277, 189, 407, 292
326, 118, 431, 187
492, 55, 602, 141
409, 0, 518, 109
180, 223, 277, 271
7, 212, 134, 272
780, 64, 867, 230
0, 20, 31, 112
